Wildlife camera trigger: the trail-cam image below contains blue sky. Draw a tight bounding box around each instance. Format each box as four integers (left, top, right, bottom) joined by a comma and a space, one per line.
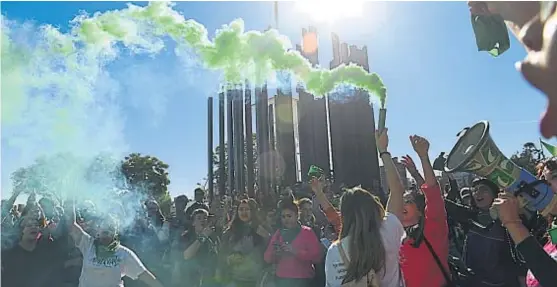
1, 1, 555, 200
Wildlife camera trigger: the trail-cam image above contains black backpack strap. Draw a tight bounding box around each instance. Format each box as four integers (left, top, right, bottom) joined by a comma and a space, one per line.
423, 236, 456, 287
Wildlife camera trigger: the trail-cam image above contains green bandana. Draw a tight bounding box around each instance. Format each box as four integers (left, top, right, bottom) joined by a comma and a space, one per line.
471, 13, 510, 57
94, 239, 119, 259
280, 224, 301, 243
308, 165, 324, 179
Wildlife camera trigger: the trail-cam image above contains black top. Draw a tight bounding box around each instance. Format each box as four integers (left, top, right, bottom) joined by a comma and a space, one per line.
516, 236, 557, 287
1, 235, 67, 287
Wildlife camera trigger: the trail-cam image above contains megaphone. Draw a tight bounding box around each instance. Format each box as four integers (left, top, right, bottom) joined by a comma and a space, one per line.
445, 121, 554, 214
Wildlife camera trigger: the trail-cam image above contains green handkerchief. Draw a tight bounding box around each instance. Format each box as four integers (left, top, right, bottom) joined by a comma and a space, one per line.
471, 14, 510, 57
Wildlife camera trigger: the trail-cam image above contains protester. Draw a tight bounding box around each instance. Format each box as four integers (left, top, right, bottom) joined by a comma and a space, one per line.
397, 136, 450, 287
318, 128, 406, 287
445, 177, 524, 287
218, 199, 266, 287
1, 214, 67, 287
64, 199, 163, 287
174, 208, 218, 287
264, 196, 322, 287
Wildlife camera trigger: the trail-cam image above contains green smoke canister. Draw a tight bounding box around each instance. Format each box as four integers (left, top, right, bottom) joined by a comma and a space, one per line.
378, 108, 386, 132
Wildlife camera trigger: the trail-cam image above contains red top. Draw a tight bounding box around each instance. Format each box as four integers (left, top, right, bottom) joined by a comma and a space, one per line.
400, 183, 449, 287
264, 225, 322, 279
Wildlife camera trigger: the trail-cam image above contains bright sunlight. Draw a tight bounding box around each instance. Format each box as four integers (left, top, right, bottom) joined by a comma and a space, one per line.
294, 0, 364, 23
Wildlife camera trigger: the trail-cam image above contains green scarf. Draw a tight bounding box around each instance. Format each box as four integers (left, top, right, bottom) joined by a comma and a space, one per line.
279, 224, 301, 243
471, 13, 510, 57
94, 239, 119, 259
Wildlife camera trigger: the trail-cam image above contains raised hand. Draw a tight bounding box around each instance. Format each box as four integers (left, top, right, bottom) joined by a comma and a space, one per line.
401, 155, 418, 172
201, 226, 214, 237
310, 178, 324, 194
492, 192, 521, 225
409, 135, 430, 158
376, 128, 389, 153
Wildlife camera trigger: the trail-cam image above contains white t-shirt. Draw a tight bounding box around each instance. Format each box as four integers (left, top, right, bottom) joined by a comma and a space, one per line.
325, 212, 406, 287
77, 233, 147, 287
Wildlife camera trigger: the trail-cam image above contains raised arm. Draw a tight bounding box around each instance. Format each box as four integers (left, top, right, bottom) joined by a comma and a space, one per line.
377, 128, 404, 220
310, 178, 341, 232
183, 227, 213, 260
410, 135, 446, 220
410, 135, 437, 187
2, 189, 22, 215
401, 155, 425, 187
64, 198, 87, 245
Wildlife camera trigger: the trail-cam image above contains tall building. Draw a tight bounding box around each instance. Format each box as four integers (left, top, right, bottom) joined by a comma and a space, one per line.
295, 26, 319, 67
328, 33, 381, 191
296, 27, 331, 182
268, 71, 297, 188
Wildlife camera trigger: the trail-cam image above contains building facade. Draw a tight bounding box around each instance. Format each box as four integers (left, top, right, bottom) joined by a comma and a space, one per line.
328, 33, 381, 191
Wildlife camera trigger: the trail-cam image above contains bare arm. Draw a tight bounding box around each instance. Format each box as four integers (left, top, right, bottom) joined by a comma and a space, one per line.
311, 179, 334, 212
183, 227, 213, 260
137, 271, 164, 287
409, 135, 437, 187
64, 199, 86, 245
401, 155, 425, 187
2, 190, 21, 214
419, 154, 437, 187
377, 128, 404, 220
183, 239, 203, 260
382, 152, 405, 219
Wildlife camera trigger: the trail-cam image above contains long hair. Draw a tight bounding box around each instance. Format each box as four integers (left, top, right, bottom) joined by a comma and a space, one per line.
225, 199, 262, 246
338, 186, 386, 283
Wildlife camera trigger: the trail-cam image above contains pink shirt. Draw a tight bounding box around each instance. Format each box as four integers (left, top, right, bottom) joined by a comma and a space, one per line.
264, 225, 323, 279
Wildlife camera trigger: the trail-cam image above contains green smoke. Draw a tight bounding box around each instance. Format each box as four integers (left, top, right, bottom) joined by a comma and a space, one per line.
9, 2, 387, 107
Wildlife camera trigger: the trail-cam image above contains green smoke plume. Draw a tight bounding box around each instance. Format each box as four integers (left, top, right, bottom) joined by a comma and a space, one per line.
6, 2, 387, 107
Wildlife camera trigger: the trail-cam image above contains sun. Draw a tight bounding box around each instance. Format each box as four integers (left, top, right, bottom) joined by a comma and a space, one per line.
294, 0, 364, 24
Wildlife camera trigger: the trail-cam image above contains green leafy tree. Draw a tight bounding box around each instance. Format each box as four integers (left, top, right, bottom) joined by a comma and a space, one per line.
10, 153, 121, 201
121, 153, 172, 216
511, 142, 547, 175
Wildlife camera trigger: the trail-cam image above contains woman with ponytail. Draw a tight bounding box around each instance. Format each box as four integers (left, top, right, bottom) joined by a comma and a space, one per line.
64, 199, 163, 287
264, 195, 323, 287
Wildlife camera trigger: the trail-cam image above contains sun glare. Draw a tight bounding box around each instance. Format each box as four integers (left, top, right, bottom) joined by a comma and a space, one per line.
294, 0, 364, 23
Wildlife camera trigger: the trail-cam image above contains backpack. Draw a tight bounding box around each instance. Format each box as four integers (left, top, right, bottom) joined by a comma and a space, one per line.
338, 244, 380, 287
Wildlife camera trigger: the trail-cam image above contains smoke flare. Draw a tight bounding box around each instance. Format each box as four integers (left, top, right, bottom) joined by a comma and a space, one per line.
3, 1, 387, 108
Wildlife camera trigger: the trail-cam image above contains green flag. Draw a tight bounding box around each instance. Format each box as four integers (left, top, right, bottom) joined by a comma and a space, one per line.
540, 139, 557, 156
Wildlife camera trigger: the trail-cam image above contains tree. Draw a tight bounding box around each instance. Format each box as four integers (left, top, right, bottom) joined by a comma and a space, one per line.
510, 142, 547, 175
121, 153, 172, 216
10, 153, 123, 202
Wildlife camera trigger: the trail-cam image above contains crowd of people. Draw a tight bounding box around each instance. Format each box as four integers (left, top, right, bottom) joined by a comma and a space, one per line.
2, 130, 557, 287
1, 1, 557, 287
